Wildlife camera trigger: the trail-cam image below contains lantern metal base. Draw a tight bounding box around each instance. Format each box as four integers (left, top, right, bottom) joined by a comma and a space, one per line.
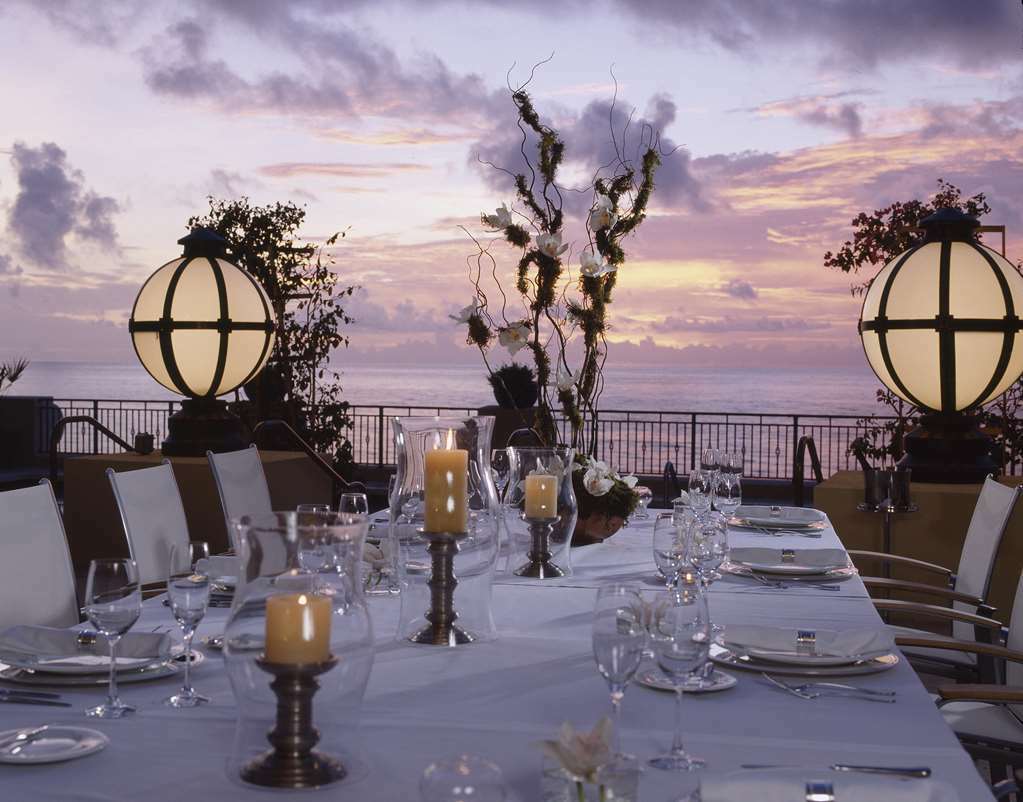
898, 413, 997, 484
514, 515, 565, 579
161, 398, 248, 457
241, 656, 344, 789
409, 531, 475, 646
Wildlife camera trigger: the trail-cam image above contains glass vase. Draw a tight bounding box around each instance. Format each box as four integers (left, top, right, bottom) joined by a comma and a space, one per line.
505, 447, 578, 576
540, 755, 640, 802
223, 511, 375, 789
391, 416, 500, 645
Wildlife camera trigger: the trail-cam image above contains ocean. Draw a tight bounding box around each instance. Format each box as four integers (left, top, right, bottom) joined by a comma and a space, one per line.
8, 361, 887, 416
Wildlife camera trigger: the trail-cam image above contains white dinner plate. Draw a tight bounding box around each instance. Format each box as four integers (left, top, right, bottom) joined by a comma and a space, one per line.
0, 641, 186, 677
710, 644, 899, 676
738, 646, 891, 667
0, 726, 109, 764
637, 666, 737, 693
721, 560, 857, 582
0, 650, 203, 687
730, 506, 827, 529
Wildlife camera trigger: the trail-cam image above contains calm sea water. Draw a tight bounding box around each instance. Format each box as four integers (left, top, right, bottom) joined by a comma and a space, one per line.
9, 361, 887, 416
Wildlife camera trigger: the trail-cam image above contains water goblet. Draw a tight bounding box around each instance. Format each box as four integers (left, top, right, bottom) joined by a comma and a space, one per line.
687, 468, 712, 516
165, 541, 211, 708
699, 447, 719, 474
339, 492, 369, 516
491, 449, 511, 503
713, 471, 741, 519
648, 581, 710, 772
420, 754, 507, 802
84, 558, 141, 718
592, 583, 646, 754
652, 513, 687, 593
632, 485, 654, 519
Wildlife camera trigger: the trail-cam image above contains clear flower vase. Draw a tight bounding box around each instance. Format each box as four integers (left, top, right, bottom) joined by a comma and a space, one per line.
540, 755, 640, 802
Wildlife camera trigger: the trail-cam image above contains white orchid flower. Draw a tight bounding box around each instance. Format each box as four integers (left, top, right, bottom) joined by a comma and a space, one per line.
556, 363, 575, 392
583, 467, 615, 497
498, 322, 530, 355
448, 298, 479, 324
536, 232, 568, 259
539, 718, 614, 784
482, 202, 513, 230
579, 251, 616, 278
588, 194, 617, 231
621, 474, 639, 489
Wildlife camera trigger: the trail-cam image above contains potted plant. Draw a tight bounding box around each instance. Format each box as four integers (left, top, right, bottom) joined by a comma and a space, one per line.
479, 363, 538, 448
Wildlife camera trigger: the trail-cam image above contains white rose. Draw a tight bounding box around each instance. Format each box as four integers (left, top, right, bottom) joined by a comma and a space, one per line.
448, 297, 479, 324
536, 232, 568, 259
584, 468, 614, 497
482, 202, 513, 230
498, 322, 530, 355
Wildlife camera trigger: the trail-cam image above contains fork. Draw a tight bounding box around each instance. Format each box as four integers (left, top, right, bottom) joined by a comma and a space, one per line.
747, 573, 840, 592
762, 673, 895, 702
787, 680, 895, 698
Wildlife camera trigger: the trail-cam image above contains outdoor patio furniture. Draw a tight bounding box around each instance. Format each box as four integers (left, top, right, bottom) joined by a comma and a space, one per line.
207, 445, 274, 549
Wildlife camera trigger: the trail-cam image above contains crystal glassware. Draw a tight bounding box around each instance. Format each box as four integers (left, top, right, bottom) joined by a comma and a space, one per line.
339, 492, 369, 516
652, 513, 686, 592
632, 486, 654, 520
421, 754, 507, 801
687, 468, 712, 516
505, 446, 578, 576
297, 503, 331, 515
165, 541, 211, 708
688, 512, 727, 641
699, 448, 718, 474
712, 471, 741, 519
491, 449, 511, 503
648, 581, 710, 772
84, 558, 142, 718
591, 583, 645, 753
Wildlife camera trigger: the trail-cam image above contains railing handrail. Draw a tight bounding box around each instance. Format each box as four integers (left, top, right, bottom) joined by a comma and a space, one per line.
252, 419, 367, 500
792, 435, 824, 507
49, 415, 136, 484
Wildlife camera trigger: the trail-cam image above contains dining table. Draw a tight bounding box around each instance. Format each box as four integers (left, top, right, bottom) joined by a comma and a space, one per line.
0, 510, 995, 800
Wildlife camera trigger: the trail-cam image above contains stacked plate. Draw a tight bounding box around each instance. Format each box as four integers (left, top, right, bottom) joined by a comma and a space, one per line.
0, 626, 198, 687
730, 505, 827, 530
711, 625, 899, 677
722, 546, 857, 582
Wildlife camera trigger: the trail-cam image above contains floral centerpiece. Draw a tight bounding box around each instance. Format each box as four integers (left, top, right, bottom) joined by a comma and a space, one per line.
572, 456, 639, 546
452, 68, 667, 542
539, 718, 639, 802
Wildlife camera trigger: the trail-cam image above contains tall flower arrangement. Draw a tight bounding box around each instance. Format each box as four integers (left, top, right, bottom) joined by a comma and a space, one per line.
455, 85, 662, 460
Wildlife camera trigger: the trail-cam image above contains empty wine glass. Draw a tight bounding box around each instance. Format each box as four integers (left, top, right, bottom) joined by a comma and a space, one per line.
713, 471, 742, 519
652, 513, 687, 593
491, 449, 511, 503
632, 486, 654, 519
699, 447, 719, 474
689, 512, 728, 640
165, 541, 211, 708
592, 583, 646, 754
725, 450, 744, 477
648, 581, 710, 772
84, 558, 141, 718
687, 468, 712, 516
339, 492, 369, 516
420, 754, 507, 801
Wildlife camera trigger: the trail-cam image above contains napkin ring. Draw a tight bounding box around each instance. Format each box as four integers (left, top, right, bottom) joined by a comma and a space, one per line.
796, 630, 817, 655
781, 549, 796, 563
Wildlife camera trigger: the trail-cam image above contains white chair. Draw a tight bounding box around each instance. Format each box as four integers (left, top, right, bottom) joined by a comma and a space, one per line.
0, 480, 79, 630
107, 461, 190, 587
207, 445, 274, 550
850, 477, 1022, 678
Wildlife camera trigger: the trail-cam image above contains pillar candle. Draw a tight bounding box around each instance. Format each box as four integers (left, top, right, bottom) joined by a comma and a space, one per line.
524, 474, 558, 518
265, 592, 332, 663
424, 445, 468, 532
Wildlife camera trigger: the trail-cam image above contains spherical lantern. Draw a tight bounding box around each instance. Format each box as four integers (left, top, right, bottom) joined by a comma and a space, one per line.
129, 228, 276, 455
858, 209, 1023, 482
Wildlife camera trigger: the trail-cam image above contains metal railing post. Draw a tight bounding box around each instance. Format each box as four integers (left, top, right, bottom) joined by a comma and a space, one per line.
376, 406, 385, 467
92, 400, 99, 453
689, 413, 697, 471
791, 415, 800, 482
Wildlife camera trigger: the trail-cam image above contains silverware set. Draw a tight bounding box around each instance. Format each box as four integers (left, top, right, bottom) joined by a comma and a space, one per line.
0, 689, 70, 707
761, 672, 896, 703
743, 763, 930, 778
746, 573, 840, 592
738, 526, 824, 539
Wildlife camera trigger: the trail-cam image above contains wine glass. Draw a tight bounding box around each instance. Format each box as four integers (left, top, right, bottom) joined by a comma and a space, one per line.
713, 471, 741, 520
297, 503, 331, 515
421, 754, 507, 802
652, 513, 687, 593
165, 542, 211, 708
648, 580, 710, 772
632, 486, 654, 520
491, 449, 511, 503
84, 558, 141, 718
687, 468, 712, 516
699, 448, 719, 475
726, 450, 744, 477
339, 492, 369, 516
688, 512, 728, 639
592, 583, 646, 754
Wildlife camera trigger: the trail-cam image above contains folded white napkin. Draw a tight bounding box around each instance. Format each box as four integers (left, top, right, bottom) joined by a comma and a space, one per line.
196, 555, 239, 581
701, 770, 957, 802
729, 547, 848, 569
723, 625, 894, 659
0, 625, 171, 670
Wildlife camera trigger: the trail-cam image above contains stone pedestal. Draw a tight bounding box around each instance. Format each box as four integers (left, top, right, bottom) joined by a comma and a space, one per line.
62, 450, 331, 576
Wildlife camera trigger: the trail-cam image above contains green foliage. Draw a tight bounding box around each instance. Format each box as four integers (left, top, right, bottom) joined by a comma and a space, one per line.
487, 363, 539, 409
189, 197, 358, 467
0, 358, 28, 395
571, 454, 639, 523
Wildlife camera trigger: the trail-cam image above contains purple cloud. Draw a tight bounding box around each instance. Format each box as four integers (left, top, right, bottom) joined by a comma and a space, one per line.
722, 278, 757, 300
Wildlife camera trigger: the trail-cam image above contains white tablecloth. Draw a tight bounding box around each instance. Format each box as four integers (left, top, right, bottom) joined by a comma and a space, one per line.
0, 514, 993, 800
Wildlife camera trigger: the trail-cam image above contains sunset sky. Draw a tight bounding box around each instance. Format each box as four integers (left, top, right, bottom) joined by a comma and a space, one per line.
1, 0, 1021, 371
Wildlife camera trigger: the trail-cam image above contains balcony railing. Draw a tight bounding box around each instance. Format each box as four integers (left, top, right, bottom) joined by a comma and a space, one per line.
39, 398, 913, 481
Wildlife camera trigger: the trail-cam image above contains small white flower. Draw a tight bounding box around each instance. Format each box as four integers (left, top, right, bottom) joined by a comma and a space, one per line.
498, 322, 530, 355
588, 194, 617, 231
539, 719, 614, 784
621, 474, 638, 489
583, 468, 614, 497
674, 490, 690, 505
579, 251, 616, 278
448, 298, 479, 324
536, 232, 568, 259
556, 363, 574, 392
482, 202, 513, 230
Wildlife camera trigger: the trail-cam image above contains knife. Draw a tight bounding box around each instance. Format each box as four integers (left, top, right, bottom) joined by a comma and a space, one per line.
0, 696, 71, 708
0, 688, 63, 700
741, 764, 931, 778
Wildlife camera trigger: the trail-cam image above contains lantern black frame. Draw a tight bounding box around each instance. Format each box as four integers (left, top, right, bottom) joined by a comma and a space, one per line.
858, 209, 1020, 482
129, 228, 275, 456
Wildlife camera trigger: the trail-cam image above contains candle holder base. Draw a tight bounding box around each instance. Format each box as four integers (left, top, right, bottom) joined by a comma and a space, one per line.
514, 515, 565, 579
409, 531, 475, 647
241, 656, 345, 790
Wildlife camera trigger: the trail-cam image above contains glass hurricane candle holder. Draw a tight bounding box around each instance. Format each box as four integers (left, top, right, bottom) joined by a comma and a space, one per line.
391, 416, 501, 646
224, 512, 375, 790
505, 447, 578, 577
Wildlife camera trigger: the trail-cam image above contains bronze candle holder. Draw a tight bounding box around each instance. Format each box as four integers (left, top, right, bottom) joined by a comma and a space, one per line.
242, 655, 345, 789
514, 514, 564, 578
409, 530, 474, 646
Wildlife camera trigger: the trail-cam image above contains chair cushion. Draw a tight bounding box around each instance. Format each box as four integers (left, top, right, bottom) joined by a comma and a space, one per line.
889, 625, 977, 668
942, 700, 1023, 744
